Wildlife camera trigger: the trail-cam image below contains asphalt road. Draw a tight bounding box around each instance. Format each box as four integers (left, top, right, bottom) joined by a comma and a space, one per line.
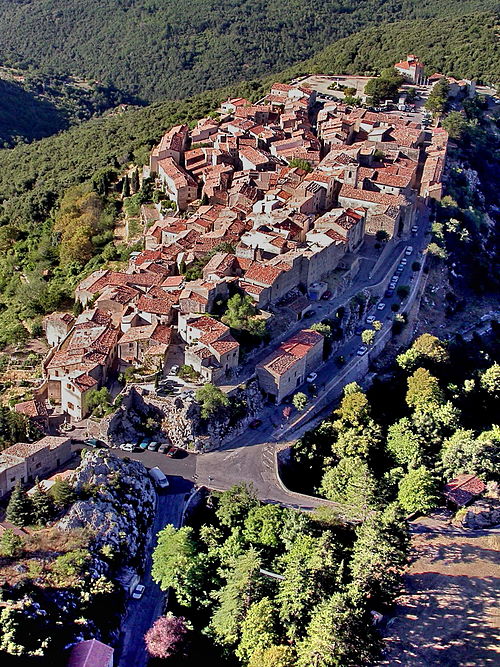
116, 476, 192, 667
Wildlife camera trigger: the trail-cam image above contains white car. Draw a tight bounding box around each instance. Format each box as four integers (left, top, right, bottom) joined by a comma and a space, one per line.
377, 302, 386, 311
356, 345, 368, 356
306, 372, 318, 383
405, 245, 413, 256
366, 315, 376, 324
411, 225, 418, 234
120, 443, 135, 452
169, 365, 179, 375
400, 257, 408, 265
132, 584, 145, 600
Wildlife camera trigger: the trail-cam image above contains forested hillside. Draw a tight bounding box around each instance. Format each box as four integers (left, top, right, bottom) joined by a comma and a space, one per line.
287, 12, 500, 84
0, 0, 495, 102
0, 70, 134, 147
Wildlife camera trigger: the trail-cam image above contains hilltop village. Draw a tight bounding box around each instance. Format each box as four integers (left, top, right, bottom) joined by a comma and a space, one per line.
38, 73, 447, 415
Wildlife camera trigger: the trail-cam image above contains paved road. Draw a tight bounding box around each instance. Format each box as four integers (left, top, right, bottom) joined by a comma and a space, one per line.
117, 475, 193, 667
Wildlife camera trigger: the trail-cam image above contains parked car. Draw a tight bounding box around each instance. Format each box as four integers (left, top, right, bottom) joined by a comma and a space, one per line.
405, 245, 413, 256
149, 466, 169, 489
306, 372, 318, 383
120, 443, 136, 452
321, 290, 332, 300
366, 315, 375, 324
84, 438, 103, 448
169, 365, 180, 375
356, 345, 368, 356
147, 441, 160, 452
303, 309, 315, 318
396, 265, 404, 274
249, 419, 263, 429
411, 225, 418, 234
385, 289, 394, 298
355, 325, 364, 335
166, 446, 178, 458
400, 257, 408, 265
377, 302, 386, 311
139, 440, 150, 450
132, 584, 145, 600
158, 443, 171, 454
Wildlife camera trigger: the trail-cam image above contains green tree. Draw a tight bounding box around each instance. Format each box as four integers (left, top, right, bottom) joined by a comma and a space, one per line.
425, 78, 450, 114
195, 383, 230, 419
406, 368, 444, 410
349, 503, 409, 605
320, 457, 377, 516
6, 481, 32, 527
372, 320, 383, 331
131, 167, 140, 194
289, 158, 312, 172
222, 293, 266, 337
31, 480, 55, 525
361, 329, 375, 346
243, 504, 284, 547
297, 592, 380, 667
236, 597, 278, 663
122, 173, 130, 198
396, 285, 410, 299
152, 525, 203, 605
84, 387, 111, 416
248, 645, 295, 667
0, 529, 24, 557
215, 483, 259, 529
441, 429, 500, 481
397, 466, 439, 514
387, 417, 422, 468
211, 548, 262, 645
310, 322, 332, 337
442, 111, 468, 140
50, 478, 76, 508
481, 362, 500, 394
365, 68, 404, 105
397, 334, 449, 372
293, 392, 308, 411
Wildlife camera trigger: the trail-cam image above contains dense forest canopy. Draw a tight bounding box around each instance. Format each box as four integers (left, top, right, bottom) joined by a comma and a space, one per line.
0, 0, 496, 102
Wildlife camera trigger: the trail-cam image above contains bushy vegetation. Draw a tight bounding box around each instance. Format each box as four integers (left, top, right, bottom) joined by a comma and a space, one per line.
151, 483, 409, 665
0, 0, 491, 105
291, 333, 500, 516
285, 11, 500, 83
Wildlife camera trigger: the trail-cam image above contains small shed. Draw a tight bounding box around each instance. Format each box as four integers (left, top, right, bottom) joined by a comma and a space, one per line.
443, 474, 486, 508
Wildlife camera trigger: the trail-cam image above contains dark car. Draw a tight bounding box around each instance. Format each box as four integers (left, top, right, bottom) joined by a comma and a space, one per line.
354, 325, 364, 335
166, 446, 179, 458
385, 289, 394, 298
249, 419, 262, 429
321, 291, 332, 300
303, 309, 315, 318
84, 438, 104, 448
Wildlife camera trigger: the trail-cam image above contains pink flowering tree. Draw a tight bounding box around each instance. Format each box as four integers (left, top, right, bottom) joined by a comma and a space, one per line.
144, 613, 189, 659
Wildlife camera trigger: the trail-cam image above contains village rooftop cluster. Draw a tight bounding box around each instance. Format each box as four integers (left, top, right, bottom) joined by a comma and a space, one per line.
4, 59, 457, 482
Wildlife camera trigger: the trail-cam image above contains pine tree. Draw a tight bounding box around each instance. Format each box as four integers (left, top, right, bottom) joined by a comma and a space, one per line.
6, 482, 33, 527
131, 167, 140, 194
50, 478, 76, 509
31, 480, 55, 525
122, 173, 130, 198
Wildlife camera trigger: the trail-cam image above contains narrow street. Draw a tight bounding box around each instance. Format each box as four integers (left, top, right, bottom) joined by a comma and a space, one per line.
116, 476, 192, 667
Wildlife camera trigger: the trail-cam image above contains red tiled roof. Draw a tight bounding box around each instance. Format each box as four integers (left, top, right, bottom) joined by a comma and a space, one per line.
443, 474, 486, 506
244, 263, 286, 287
68, 639, 114, 667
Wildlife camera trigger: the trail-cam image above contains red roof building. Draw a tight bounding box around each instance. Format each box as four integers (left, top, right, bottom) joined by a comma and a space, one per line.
67, 639, 114, 667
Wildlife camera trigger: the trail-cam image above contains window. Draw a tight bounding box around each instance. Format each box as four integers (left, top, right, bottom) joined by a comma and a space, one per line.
36, 462, 41, 469
10, 476, 16, 482
68, 402, 74, 410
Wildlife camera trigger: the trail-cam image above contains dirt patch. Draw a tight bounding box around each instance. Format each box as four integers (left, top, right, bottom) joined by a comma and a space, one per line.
380, 512, 500, 666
